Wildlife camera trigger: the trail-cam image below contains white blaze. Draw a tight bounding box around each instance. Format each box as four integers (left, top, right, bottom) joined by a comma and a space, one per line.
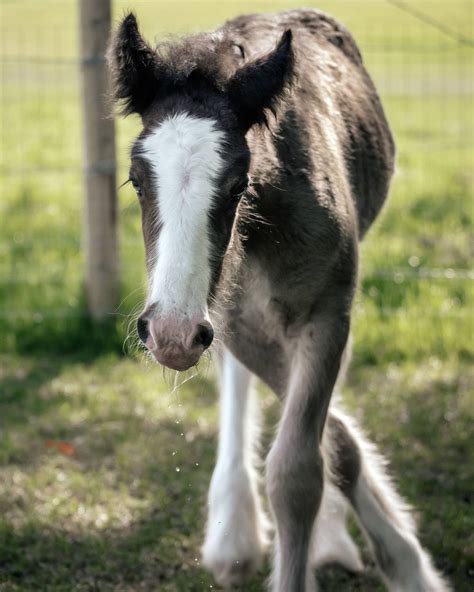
140, 113, 225, 319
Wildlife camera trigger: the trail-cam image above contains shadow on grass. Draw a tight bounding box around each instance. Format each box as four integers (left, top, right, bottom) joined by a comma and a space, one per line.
0, 519, 389, 592
0, 505, 217, 592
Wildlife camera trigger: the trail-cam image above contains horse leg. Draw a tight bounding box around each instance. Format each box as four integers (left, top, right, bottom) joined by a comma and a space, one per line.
323, 409, 451, 592
310, 339, 363, 575
202, 348, 269, 587
266, 314, 350, 592
310, 480, 363, 573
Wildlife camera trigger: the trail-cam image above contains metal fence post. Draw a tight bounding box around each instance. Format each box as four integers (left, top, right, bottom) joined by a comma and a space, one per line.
79, 0, 118, 319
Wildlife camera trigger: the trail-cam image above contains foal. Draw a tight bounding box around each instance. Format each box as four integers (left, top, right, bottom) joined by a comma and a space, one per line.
108, 9, 450, 591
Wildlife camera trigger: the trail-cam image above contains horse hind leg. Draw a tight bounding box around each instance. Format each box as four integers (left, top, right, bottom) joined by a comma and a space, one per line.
322, 409, 451, 592
310, 480, 363, 574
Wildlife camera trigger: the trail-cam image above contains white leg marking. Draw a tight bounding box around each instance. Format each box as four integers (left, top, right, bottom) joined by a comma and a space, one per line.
202, 348, 269, 587
311, 482, 363, 573
140, 113, 225, 319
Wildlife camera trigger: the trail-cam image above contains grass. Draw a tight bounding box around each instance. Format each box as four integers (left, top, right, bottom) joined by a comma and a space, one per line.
0, 0, 473, 590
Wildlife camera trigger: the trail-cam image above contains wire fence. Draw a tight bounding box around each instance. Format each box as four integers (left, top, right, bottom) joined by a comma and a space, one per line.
0, 0, 472, 329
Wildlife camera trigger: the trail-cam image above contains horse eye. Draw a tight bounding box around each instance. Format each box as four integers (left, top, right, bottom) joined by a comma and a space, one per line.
130, 177, 142, 197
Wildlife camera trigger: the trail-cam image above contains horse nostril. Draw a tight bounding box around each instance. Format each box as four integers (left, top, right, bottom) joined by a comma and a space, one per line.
193, 323, 214, 349
137, 317, 149, 344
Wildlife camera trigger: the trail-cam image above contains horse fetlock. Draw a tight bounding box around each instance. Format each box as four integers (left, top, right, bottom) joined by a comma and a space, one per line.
202, 520, 266, 588
202, 464, 268, 587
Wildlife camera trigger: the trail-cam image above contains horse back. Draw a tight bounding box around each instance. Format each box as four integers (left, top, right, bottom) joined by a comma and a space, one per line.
224, 9, 396, 239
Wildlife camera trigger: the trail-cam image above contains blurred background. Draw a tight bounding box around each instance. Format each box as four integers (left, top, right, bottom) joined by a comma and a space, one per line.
0, 1, 472, 590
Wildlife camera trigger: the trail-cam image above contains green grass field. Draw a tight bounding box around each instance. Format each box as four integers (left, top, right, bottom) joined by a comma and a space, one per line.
0, 1, 473, 590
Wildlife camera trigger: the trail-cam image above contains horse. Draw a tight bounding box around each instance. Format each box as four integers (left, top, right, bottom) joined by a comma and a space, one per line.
107, 9, 450, 591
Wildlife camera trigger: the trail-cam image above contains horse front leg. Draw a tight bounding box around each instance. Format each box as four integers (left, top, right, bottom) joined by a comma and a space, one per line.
202, 348, 269, 588
266, 313, 350, 592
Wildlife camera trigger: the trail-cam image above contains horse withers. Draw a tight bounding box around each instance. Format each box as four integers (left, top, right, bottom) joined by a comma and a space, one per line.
107, 9, 450, 591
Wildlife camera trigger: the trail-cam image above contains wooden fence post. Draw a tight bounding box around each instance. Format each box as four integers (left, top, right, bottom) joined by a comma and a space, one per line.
79, 0, 118, 319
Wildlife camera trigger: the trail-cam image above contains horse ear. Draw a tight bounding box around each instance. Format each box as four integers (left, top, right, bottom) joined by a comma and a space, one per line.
226, 30, 295, 131
107, 13, 166, 117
